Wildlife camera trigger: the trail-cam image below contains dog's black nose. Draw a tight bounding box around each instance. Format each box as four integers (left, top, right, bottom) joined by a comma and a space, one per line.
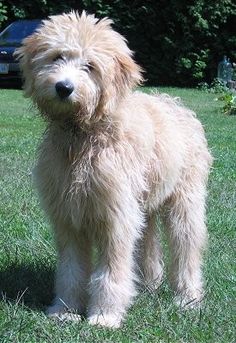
55, 80, 74, 99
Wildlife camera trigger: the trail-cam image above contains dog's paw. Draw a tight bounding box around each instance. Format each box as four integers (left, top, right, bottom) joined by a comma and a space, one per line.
46, 304, 81, 322
46, 304, 65, 316
141, 277, 163, 292
88, 313, 122, 328
174, 290, 203, 309
52, 313, 82, 322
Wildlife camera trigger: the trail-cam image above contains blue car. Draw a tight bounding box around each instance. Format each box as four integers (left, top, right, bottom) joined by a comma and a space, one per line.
0, 19, 41, 83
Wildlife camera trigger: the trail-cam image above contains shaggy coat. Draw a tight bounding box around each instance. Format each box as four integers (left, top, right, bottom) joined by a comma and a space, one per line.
15, 11, 212, 328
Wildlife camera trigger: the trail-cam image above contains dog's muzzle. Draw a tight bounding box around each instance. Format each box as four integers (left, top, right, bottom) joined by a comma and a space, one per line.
55, 80, 74, 99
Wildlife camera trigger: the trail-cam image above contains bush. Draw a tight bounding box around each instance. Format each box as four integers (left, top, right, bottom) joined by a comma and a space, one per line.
198, 78, 227, 94
218, 92, 236, 115
0, 0, 236, 87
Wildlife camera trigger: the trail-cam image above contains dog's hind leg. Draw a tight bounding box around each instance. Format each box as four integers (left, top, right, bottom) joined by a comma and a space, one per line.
47, 225, 91, 320
137, 213, 164, 290
162, 176, 207, 307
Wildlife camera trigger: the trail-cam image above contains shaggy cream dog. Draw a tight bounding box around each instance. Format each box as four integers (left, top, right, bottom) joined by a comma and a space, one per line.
15, 11, 212, 328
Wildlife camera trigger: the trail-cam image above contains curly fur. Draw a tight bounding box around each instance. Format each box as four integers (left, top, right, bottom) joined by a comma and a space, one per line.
15, 11, 212, 328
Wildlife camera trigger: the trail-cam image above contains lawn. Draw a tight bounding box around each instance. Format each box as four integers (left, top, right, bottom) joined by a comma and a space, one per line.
0, 87, 235, 343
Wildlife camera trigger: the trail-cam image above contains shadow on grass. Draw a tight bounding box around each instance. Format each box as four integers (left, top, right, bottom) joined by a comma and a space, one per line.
0, 263, 54, 311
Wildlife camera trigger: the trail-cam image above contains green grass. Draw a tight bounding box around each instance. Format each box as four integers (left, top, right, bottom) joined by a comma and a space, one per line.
0, 87, 235, 343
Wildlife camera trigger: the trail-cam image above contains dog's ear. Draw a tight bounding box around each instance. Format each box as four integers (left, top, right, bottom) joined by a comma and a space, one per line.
97, 53, 143, 118
114, 53, 143, 91
14, 34, 39, 97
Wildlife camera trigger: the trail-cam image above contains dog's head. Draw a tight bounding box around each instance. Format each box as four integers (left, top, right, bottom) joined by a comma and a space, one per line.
15, 11, 143, 126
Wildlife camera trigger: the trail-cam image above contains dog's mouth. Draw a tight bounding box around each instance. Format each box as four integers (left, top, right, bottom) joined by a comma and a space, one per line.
38, 95, 89, 126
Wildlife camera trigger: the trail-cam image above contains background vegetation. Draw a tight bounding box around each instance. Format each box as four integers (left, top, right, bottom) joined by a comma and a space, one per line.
0, 0, 236, 86
0, 87, 235, 342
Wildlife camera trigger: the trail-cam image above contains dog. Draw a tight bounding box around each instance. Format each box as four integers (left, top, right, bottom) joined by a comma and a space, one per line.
15, 11, 212, 328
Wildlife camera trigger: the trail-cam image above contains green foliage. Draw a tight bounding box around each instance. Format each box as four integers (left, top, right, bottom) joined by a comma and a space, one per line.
0, 0, 236, 86
198, 77, 236, 115
217, 91, 236, 115
197, 78, 227, 94
0, 2, 7, 26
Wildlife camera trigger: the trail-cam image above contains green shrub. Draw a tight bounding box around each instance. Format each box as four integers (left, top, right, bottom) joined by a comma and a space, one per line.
0, 0, 235, 86
218, 92, 236, 115
198, 78, 227, 94
0, 1, 7, 26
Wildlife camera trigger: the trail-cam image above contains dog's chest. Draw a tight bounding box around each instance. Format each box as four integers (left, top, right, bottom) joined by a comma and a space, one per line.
36, 131, 126, 226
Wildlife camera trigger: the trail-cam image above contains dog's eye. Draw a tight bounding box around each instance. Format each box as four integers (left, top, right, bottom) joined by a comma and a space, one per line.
53, 54, 65, 62
87, 63, 94, 71
82, 63, 94, 72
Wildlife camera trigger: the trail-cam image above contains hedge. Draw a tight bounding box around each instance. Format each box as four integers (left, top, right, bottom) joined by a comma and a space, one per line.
1, 0, 235, 86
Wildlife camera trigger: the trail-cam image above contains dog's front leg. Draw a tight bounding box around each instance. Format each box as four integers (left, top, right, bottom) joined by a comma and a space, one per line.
88, 201, 143, 328
47, 226, 91, 320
